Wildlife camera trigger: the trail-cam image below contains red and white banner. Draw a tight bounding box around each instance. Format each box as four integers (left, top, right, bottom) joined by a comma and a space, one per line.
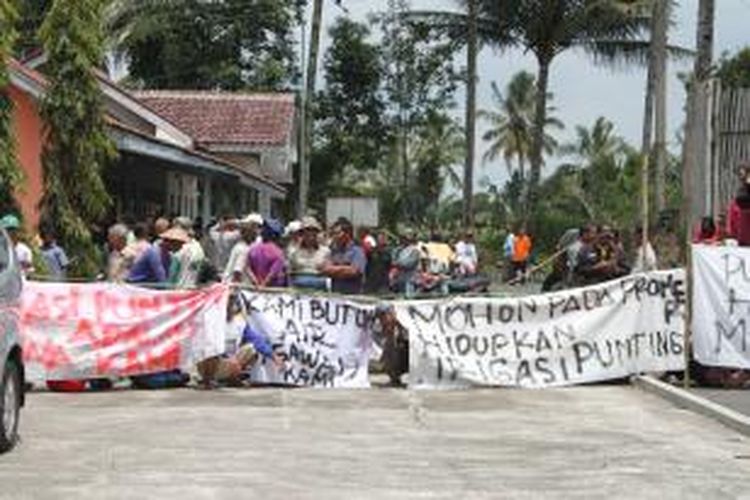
20, 282, 229, 381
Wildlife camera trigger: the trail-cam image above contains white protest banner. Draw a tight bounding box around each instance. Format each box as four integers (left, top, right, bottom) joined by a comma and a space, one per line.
21, 282, 228, 381
238, 291, 374, 388
395, 270, 686, 389
693, 245, 750, 368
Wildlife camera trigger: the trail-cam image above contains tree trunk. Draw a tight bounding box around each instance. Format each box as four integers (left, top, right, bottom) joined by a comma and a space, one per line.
653, 0, 669, 214
463, 0, 478, 228
528, 53, 552, 220
300, 0, 324, 217
640, 5, 656, 157
682, 0, 715, 229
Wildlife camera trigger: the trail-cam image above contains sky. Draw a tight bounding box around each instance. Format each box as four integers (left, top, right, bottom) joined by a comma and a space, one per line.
307, 0, 750, 191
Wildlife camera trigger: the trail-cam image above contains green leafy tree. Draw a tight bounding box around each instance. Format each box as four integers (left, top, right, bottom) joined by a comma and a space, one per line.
39, 0, 116, 277
13, 0, 48, 58
717, 47, 750, 88
0, 0, 22, 215
377, 0, 461, 224
479, 71, 563, 183
411, 110, 465, 225
311, 18, 386, 207
113, 0, 304, 90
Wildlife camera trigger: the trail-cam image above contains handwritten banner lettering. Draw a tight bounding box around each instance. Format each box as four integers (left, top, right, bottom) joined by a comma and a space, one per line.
395, 270, 686, 389
21, 282, 228, 381
239, 291, 374, 388
693, 245, 750, 368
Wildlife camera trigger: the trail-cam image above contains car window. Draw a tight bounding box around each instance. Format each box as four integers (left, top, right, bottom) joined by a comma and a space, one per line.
0, 230, 10, 274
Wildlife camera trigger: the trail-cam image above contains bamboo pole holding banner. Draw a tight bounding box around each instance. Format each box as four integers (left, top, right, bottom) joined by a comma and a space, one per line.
641, 154, 649, 258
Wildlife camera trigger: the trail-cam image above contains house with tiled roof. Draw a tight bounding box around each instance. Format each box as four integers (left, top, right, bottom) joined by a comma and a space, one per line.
135, 91, 297, 185
5, 57, 293, 229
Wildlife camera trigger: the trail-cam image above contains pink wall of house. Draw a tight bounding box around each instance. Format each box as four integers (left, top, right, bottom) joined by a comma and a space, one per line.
8, 85, 44, 230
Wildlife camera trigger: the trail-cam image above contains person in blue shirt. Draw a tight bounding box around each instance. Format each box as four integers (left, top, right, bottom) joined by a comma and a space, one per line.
321, 218, 367, 294
127, 227, 189, 285
39, 225, 69, 280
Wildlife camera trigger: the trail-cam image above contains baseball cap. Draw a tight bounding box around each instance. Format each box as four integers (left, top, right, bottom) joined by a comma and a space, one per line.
0, 214, 21, 230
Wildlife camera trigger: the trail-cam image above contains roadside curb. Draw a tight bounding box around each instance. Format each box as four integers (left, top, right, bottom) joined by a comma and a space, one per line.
633, 375, 750, 438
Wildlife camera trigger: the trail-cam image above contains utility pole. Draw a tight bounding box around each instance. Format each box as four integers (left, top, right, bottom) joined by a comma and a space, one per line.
300, 0, 324, 218
463, 0, 478, 228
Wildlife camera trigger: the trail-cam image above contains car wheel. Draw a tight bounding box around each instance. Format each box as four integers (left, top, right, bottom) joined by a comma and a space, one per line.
0, 359, 21, 453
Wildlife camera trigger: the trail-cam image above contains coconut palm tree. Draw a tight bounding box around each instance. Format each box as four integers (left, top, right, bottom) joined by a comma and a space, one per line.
404, 1, 515, 227
480, 0, 648, 215
562, 116, 626, 165
479, 72, 563, 184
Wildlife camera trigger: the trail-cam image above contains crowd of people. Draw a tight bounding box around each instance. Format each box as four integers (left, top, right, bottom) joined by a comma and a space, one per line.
540, 224, 657, 292
1, 210, 497, 299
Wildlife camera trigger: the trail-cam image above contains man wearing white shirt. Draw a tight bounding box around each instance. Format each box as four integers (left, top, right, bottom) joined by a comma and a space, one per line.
223, 213, 263, 284
632, 226, 658, 273
455, 231, 479, 276
0, 215, 34, 276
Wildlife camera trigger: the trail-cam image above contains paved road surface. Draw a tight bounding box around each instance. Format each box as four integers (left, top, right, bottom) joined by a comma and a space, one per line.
1, 387, 749, 499
695, 388, 750, 419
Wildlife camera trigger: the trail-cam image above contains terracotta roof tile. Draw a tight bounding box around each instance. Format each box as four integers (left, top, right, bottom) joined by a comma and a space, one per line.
135, 91, 296, 147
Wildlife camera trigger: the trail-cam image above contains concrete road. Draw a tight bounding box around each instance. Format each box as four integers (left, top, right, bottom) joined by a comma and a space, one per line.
695, 388, 750, 419
1, 387, 749, 500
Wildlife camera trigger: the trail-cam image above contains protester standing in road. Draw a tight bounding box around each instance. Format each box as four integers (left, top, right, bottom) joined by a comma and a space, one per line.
632, 226, 658, 273
223, 214, 262, 284
512, 226, 532, 282
321, 218, 366, 294
170, 217, 206, 288
392, 230, 422, 298
0, 215, 33, 276
248, 219, 288, 288
39, 225, 69, 280
107, 223, 132, 282
288, 216, 330, 290
209, 215, 241, 270
128, 227, 189, 285
455, 231, 478, 276
503, 227, 515, 281
364, 231, 392, 295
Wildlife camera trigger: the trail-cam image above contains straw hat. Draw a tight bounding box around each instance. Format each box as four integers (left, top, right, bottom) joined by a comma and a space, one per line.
160, 227, 191, 243
301, 216, 322, 231
285, 220, 303, 236
240, 213, 264, 226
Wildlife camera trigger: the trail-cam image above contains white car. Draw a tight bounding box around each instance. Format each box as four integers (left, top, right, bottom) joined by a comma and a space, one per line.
0, 227, 24, 453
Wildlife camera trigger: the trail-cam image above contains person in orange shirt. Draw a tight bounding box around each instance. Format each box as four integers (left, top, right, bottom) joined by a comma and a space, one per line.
512, 226, 532, 283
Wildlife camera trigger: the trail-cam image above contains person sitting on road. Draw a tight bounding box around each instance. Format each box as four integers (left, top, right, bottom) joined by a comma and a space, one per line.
288, 216, 331, 291
423, 233, 455, 276
320, 218, 367, 294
